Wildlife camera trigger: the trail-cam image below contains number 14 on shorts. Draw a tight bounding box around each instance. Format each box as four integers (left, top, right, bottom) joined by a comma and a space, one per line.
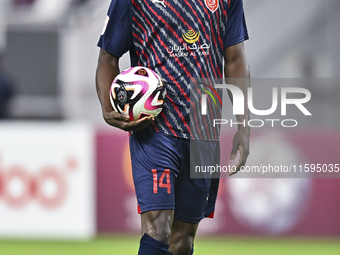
152, 169, 171, 194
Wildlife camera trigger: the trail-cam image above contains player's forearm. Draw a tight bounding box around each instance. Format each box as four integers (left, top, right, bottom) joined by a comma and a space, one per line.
95, 49, 120, 114
224, 48, 250, 132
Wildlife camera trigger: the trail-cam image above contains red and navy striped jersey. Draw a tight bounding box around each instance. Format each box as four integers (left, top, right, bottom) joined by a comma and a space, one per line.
98, 0, 248, 140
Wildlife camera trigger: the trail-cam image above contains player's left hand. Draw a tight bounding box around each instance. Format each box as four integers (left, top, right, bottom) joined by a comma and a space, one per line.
229, 128, 250, 176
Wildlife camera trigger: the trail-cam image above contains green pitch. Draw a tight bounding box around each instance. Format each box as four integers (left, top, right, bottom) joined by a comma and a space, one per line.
0, 236, 339, 255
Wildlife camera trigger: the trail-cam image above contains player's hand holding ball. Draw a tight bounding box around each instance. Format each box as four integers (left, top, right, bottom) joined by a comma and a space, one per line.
106, 66, 166, 132
102, 110, 154, 132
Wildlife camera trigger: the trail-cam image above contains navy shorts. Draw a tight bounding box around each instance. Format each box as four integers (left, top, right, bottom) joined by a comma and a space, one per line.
129, 131, 220, 224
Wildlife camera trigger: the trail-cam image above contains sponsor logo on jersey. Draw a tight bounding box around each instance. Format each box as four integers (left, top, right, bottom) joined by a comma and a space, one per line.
204, 0, 219, 13
182, 30, 200, 44
167, 30, 211, 58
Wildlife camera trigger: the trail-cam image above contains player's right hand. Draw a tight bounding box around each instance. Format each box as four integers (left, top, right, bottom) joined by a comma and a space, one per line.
229, 128, 250, 176
103, 111, 154, 132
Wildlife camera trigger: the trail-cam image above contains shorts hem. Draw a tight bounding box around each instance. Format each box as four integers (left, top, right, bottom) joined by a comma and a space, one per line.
139, 205, 175, 214
174, 213, 204, 224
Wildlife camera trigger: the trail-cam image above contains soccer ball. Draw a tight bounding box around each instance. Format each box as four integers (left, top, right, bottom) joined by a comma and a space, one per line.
110, 66, 166, 121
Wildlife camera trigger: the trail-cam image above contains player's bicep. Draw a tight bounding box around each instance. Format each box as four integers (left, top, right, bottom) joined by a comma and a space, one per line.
98, 49, 120, 70
223, 42, 246, 65
96, 49, 120, 113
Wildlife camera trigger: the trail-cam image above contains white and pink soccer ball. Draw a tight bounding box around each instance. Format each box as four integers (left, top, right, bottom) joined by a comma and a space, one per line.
110, 66, 166, 121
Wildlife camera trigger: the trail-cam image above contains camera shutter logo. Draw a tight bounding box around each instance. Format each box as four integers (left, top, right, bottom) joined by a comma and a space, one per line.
199, 83, 222, 115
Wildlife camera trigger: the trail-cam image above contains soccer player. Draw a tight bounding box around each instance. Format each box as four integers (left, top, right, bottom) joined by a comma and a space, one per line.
96, 0, 250, 254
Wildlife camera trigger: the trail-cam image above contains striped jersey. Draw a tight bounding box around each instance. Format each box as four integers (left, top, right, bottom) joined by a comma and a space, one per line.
98, 0, 248, 140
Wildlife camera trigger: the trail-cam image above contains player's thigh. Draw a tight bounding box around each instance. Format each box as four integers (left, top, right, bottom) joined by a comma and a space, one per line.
174, 139, 220, 223
174, 176, 212, 223
129, 131, 182, 214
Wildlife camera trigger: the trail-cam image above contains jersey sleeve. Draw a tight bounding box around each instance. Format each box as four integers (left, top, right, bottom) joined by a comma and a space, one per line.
97, 0, 133, 57
224, 0, 249, 49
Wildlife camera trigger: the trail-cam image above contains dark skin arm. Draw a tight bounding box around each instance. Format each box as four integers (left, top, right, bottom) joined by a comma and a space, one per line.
224, 42, 250, 176
95, 49, 154, 131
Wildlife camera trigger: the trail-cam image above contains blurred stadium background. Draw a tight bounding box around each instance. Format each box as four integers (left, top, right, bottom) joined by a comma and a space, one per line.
0, 0, 340, 254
